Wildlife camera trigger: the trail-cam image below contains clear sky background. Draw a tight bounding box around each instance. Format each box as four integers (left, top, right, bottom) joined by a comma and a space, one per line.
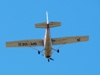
0, 0, 100, 75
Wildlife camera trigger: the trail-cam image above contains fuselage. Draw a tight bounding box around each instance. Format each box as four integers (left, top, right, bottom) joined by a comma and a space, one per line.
44, 24, 52, 58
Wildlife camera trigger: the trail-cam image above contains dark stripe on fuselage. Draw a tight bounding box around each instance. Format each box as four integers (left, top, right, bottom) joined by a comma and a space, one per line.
47, 24, 49, 30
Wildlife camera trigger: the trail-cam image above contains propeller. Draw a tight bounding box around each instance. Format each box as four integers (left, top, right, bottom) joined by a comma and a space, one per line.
40, 54, 54, 62
50, 58, 54, 61
48, 58, 54, 62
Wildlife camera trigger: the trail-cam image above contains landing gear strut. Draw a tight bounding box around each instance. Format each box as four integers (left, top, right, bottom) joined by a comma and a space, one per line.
52, 48, 60, 53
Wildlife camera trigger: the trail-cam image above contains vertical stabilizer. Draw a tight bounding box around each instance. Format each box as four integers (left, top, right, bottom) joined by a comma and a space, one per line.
35, 11, 61, 28
46, 11, 49, 24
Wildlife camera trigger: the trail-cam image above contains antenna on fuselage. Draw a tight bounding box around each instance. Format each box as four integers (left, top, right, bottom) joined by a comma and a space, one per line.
46, 11, 49, 24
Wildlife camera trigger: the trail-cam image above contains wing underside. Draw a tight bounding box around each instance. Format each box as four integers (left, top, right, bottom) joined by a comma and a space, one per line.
51, 36, 89, 45
6, 36, 89, 47
6, 39, 43, 47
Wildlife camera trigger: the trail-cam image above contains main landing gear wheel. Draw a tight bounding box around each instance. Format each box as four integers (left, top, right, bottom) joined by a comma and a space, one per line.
38, 51, 40, 54
57, 49, 59, 53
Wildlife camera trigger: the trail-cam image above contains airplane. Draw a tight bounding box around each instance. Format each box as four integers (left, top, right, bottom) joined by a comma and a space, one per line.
6, 11, 89, 62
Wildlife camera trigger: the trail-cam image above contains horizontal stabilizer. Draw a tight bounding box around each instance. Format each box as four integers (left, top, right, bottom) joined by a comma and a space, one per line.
35, 22, 61, 28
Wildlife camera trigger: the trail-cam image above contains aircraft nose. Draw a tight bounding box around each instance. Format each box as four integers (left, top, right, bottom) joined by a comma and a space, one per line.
46, 56, 50, 58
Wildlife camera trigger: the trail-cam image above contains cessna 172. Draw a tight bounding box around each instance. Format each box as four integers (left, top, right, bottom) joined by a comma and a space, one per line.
6, 11, 89, 62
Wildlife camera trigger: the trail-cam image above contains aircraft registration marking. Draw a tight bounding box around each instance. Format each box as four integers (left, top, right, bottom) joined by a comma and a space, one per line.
18, 42, 37, 46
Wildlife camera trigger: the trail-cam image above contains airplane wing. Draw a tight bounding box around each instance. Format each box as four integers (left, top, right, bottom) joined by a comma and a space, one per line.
51, 36, 89, 45
6, 39, 43, 47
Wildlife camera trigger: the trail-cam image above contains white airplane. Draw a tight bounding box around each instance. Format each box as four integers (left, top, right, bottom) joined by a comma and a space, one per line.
6, 11, 89, 62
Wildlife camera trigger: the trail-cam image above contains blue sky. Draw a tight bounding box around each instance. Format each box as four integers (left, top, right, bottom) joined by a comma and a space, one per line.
0, 0, 100, 75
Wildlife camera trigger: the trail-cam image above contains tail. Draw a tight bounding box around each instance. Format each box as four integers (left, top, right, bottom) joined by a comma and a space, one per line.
46, 11, 49, 24
35, 11, 61, 28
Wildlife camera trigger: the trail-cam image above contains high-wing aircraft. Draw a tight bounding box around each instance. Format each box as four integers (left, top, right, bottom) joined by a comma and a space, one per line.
6, 11, 89, 62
